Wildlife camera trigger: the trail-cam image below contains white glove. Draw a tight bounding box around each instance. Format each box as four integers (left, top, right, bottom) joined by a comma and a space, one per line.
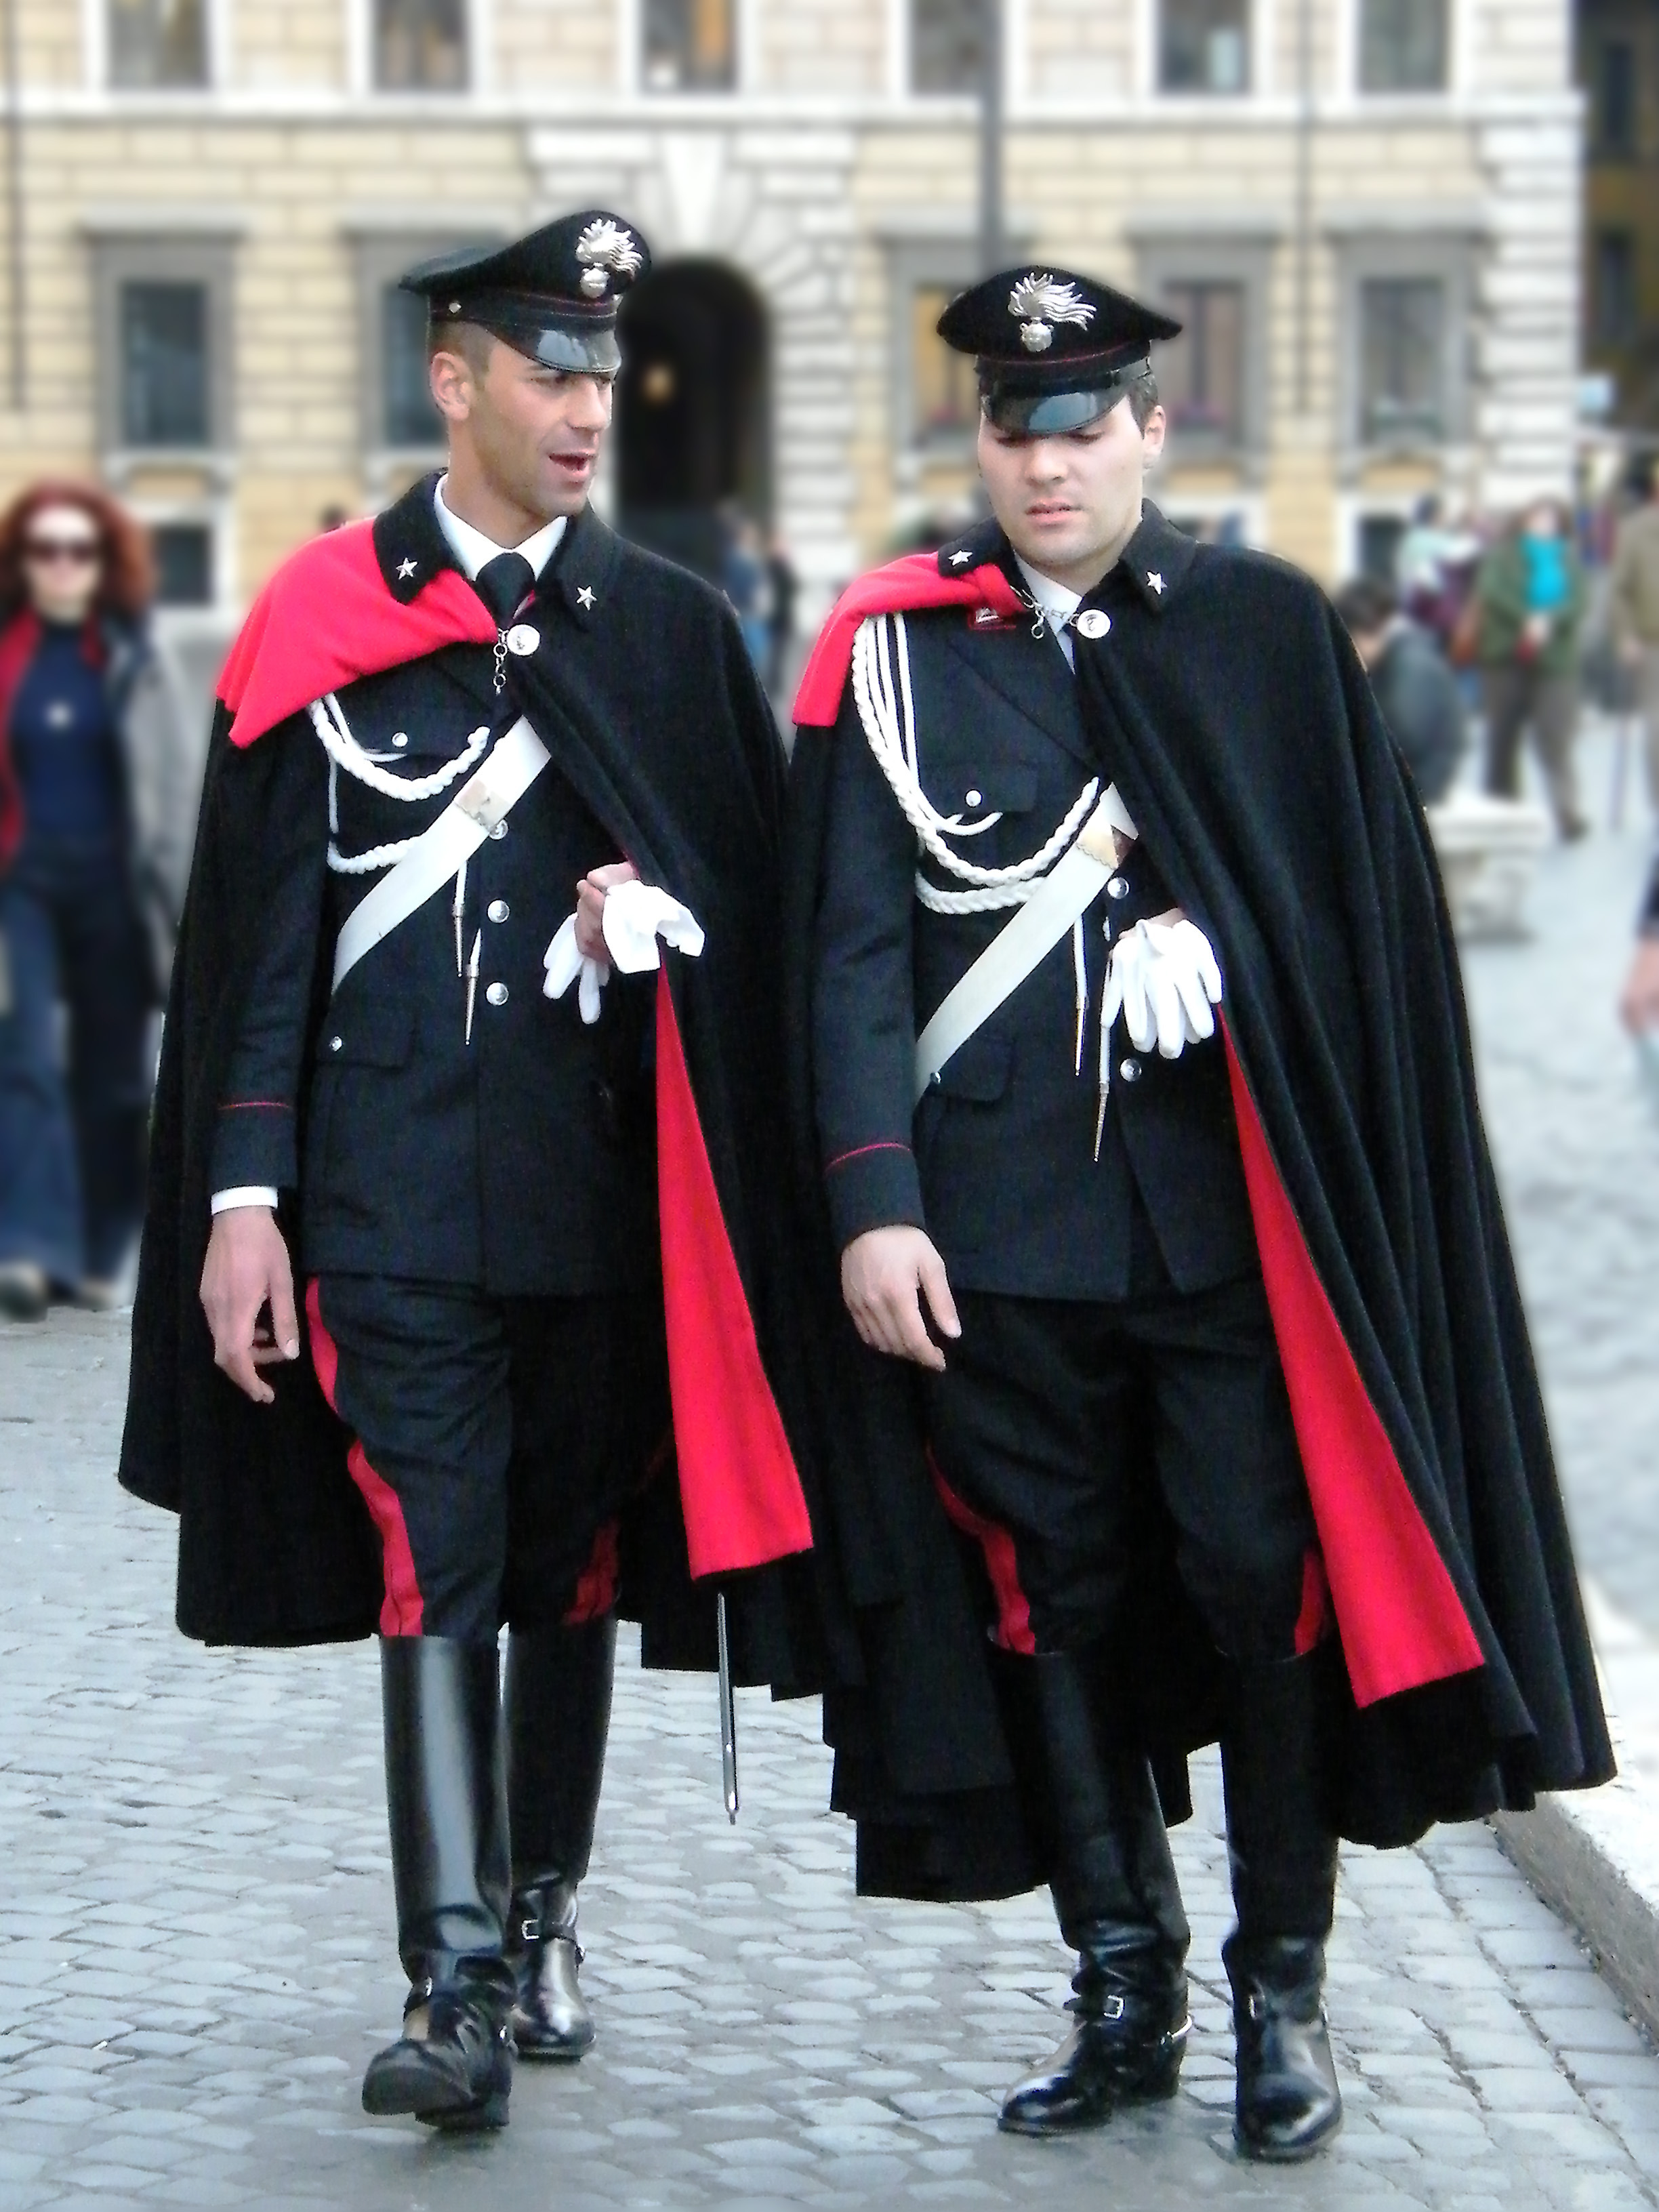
543, 882, 705, 1024
600, 880, 706, 972
1102, 916, 1223, 1060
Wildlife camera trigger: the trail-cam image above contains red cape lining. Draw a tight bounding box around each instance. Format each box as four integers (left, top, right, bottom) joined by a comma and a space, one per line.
792, 552, 1026, 728
218, 520, 495, 747
1223, 1031, 1483, 1704
223, 518, 813, 1579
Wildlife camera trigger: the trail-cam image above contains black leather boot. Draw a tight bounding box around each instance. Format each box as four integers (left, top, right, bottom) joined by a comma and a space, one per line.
1000, 1646, 1191, 2137
1221, 1650, 1343, 2162
361, 1638, 515, 2131
504, 1615, 616, 2060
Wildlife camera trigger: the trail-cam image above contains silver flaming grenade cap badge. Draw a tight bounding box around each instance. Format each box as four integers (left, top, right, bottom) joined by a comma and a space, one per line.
1008, 272, 1097, 354
575, 218, 644, 298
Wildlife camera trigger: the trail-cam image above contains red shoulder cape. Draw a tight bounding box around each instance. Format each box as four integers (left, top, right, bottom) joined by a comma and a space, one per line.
218, 520, 811, 1580
792, 552, 1025, 729
219, 521, 495, 747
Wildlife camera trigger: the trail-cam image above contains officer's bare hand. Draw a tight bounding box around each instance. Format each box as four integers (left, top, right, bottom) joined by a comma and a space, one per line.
200, 1208, 301, 1406
575, 861, 640, 961
1620, 938, 1659, 1033
840, 1227, 962, 1372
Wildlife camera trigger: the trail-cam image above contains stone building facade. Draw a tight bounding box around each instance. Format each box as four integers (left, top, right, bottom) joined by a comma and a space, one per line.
0, 0, 1582, 636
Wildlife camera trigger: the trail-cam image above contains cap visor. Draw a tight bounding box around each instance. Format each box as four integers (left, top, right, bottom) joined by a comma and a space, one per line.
476, 316, 622, 376
982, 382, 1128, 436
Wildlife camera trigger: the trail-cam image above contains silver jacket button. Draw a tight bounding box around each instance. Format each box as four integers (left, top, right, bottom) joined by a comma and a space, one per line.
1075, 609, 1111, 640
1119, 1057, 1142, 1083
485, 982, 509, 1007
489, 820, 508, 840
487, 899, 510, 924
506, 623, 540, 657
328, 1035, 343, 1053
1107, 877, 1130, 899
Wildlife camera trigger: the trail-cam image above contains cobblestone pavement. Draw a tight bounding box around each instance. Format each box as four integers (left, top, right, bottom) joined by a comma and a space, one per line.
1458, 737, 1659, 1639
4, 729, 1659, 2211
2, 1311, 1658, 2211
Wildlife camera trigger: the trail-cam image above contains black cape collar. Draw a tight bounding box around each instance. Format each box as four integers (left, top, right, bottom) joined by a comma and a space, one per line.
371, 472, 618, 630
933, 501, 1197, 617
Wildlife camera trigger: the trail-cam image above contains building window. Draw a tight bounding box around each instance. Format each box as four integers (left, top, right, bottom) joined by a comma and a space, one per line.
1160, 281, 1244, 442
121, 282, 209, 448
151, 522, 214, 606
384, 285, 441, 447
911, 283, 980, 442
642, 0, 736, 91
1594, 230, 1639, 347
375, 0, 469, 91
1359, 0, 1447, 93
1594, 40, 1637, 157
1160, 0, 1250, 94
912, 0, 987, 94
1359, 276, 1445, 444
1359, 514, 1408, 583
108, 0, 208, 89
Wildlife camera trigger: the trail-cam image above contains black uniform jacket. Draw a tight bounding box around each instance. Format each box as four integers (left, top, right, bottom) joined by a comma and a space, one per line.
784, 507, 1612, 1896
812, 565, 1256, 1300
120, 480, 830, 1686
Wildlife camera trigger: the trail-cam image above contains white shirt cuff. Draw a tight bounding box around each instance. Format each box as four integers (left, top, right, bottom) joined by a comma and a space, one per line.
211, 1187, 280, 1214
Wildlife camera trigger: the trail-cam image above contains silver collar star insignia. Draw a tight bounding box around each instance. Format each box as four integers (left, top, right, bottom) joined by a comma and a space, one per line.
1147, 571, 1166, 594
396, 557, 418, 580
949, 550, 972, 567
575, 585, 596, 610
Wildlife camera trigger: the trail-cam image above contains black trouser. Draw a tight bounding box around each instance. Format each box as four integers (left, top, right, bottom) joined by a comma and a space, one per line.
0, 836, 152, 1284
924, 1270, 1319, 1663
308, 1274, 669, 1643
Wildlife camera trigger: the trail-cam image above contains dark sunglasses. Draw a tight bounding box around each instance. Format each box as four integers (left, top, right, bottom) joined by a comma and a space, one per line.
24, 537, 101, 566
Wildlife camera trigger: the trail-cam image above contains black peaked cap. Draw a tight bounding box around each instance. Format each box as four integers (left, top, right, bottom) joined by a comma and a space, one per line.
939, 266, 1182, 434
399, 209, 653, 377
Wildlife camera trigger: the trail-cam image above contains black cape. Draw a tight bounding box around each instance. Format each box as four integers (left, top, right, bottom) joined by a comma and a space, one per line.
783, 511, 1613, 1898
120, 489, 836, 1695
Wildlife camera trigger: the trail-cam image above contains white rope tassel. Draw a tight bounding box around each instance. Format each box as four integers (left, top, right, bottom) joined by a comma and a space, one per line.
311, 693, 494, 876
452, 857, 468, 977
851, 615, 1100, 914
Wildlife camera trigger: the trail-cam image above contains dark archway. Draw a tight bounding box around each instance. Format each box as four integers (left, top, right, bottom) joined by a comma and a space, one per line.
617, 260, 771, 584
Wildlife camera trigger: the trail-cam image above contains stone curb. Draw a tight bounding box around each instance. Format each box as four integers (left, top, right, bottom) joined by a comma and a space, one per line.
1492, 1581, 1659, 2039
1494, 1788, 1659, 2037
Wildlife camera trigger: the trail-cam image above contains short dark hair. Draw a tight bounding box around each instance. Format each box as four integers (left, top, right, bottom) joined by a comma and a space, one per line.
1333, 577, 1398, 636
428, 319, 497, 373
1124, 364, 1160, 430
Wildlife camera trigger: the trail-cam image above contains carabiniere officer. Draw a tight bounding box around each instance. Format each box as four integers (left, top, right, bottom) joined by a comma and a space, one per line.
197, 213, 671, 2129
809, 270, 1342, 2158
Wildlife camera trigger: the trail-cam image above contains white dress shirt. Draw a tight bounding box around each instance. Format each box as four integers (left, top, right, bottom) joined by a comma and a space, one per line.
1013, 554, 1084, 669
210, 486, 569, 1219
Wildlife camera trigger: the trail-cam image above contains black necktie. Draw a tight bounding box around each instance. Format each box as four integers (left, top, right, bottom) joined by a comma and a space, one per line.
475, 551, 533, 629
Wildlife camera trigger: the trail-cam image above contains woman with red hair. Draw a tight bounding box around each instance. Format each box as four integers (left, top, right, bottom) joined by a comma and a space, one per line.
0, 482, 192, 1317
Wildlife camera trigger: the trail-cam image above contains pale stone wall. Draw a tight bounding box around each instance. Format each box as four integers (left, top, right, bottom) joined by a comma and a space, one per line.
232, 0, 348, 89
759, 0, 885, 96
16, 0, 87, 89
491, 0, 619, 93
1024, 0, 1136, 101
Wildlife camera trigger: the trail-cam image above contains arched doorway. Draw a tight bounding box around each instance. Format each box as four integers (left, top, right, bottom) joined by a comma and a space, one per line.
616, 260, 770, 584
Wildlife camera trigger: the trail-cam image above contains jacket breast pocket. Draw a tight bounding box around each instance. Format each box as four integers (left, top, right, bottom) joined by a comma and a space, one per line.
305, 1000, 418, 1211
916, 760, 1044, 878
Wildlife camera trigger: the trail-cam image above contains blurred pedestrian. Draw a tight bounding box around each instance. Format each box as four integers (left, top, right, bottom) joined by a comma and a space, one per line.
1334, 577, 1466, 803
1397, 495, 1483, 657
722, 510, 769, 672
0, 483, 192, 1319
1618, 843, 1659, 1034
1475, 497, 1588, 840
1610, 456, 1659, 812
764, 528, 798, 697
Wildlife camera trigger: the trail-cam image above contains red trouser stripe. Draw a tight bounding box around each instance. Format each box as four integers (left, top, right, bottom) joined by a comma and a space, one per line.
305, 1279, 425, 1638
927, 1451, 1037, 1656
